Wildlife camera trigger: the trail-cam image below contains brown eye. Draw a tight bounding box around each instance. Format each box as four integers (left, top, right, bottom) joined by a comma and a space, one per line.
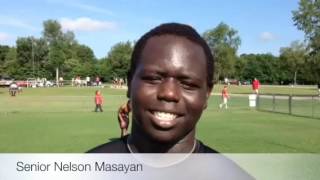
180, 81, 199, 90
142, 75, 162, 84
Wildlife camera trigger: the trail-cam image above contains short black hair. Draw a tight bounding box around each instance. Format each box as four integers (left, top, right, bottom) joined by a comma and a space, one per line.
127, 23, 214, 97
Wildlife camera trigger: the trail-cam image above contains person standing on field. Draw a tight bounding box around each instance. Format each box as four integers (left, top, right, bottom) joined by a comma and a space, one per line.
252, 78, 260, 94
95, 76, 100, 86
9, 82, 18, 97
94, 90, 103, 112
219, 85, 230, 109
86, 76, 91, 86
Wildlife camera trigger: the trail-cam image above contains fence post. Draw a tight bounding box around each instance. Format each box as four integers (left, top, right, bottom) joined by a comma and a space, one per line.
256, 95, 260, 110
289, 95, 292, 115
272, 94, 275, 112
312, 96, 314, 118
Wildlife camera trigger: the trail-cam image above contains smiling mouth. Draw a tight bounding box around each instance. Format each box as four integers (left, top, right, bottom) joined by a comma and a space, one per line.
149, 110, 181, 129
153, 111, 178, 121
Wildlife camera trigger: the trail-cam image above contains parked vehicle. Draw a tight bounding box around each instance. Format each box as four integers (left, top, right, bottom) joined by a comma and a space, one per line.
0, 76, 14, 87
16, 81, 32, 87
241, 80, 251, 85
228, 79, 240, 85
25, 78, 55, 88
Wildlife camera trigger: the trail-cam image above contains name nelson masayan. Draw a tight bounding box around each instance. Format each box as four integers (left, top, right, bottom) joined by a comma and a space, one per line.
16, 161, 143, 173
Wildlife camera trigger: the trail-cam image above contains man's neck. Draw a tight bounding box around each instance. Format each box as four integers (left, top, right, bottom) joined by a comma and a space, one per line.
128, 127, 196, 153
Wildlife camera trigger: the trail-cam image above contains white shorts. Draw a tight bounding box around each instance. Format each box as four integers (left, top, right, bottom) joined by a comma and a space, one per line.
223, 97, 228, 103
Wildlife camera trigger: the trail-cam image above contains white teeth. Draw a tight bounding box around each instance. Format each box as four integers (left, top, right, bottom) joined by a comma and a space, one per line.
154, 111, 177, 121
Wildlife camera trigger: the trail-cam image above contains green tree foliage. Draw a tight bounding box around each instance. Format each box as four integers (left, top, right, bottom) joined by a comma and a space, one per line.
47, 42, 65, 78
64, 58, 82, 79
1, 19, 101, 80
43, 20, 63, 45
307, 52, 320, 83
279, 41, 307, 84
43, 20, 65, 78
16, 37, 34, 79
3, 17, 317, 85
75, 44, 95, 64
293, 0, 320, 83
62, 44, 97, 79
241, 54, 279, 84
0, 45, 10, 76
4, 47, 18, 78
100, 41, 133, 82
234, 56, 247, 81
33, 38, 49, 78
203, 22, 241, 81
61, 31, 77, 61
41, 20, 97, 79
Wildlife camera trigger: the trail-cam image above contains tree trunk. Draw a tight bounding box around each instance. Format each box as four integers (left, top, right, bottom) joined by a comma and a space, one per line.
56, 67, 59, 87
294, 70, 297, 85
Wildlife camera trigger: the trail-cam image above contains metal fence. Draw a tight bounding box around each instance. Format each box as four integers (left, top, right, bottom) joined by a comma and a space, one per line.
257, 94, 320, 119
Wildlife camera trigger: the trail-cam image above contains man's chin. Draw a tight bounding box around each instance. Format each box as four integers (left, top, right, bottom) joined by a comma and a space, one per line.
145, 130, 180, 144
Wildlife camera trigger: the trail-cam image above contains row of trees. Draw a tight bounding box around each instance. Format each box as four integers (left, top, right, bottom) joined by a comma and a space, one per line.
0, 0, 319, 84
0, 20, 98, 80
204, 23, 312, 84
0, 19, 134, 83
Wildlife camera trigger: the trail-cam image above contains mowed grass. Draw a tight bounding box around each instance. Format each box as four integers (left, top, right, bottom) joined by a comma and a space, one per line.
0, 86, 319, 153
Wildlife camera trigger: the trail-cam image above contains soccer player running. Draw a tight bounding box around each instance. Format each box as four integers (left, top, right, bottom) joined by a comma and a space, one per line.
219, 85, 230, 109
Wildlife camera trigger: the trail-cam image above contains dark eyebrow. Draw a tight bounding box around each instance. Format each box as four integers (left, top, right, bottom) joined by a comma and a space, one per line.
139, 69, 165, 76
139, 65, 205, 83
177, 74, 202, 83
138, 66, 166, 75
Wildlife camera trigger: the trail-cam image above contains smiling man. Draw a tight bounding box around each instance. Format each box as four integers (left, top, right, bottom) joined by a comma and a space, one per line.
88, 23, 216, 153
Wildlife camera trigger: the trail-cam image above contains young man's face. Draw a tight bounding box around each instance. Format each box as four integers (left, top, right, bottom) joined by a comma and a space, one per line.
130, 35, 211, 143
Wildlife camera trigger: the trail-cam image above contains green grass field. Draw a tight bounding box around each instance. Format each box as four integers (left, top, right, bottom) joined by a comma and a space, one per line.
0, 85, 319, 153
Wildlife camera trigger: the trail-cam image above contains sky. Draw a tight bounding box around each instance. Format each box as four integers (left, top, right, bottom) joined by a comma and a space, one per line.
0, 0, 305, 59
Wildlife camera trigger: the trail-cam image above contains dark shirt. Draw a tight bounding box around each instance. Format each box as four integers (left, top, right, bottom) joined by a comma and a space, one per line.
87, 135, 218, 153
87, 136, 254, 179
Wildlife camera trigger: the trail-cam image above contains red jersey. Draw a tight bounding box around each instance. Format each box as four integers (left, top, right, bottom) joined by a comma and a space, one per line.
252, 79, 260, 90
95, 94, 103, 105
222, 88, 229, 98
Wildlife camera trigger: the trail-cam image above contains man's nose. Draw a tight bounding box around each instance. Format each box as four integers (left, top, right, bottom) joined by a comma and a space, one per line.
157, 78, 181, 102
